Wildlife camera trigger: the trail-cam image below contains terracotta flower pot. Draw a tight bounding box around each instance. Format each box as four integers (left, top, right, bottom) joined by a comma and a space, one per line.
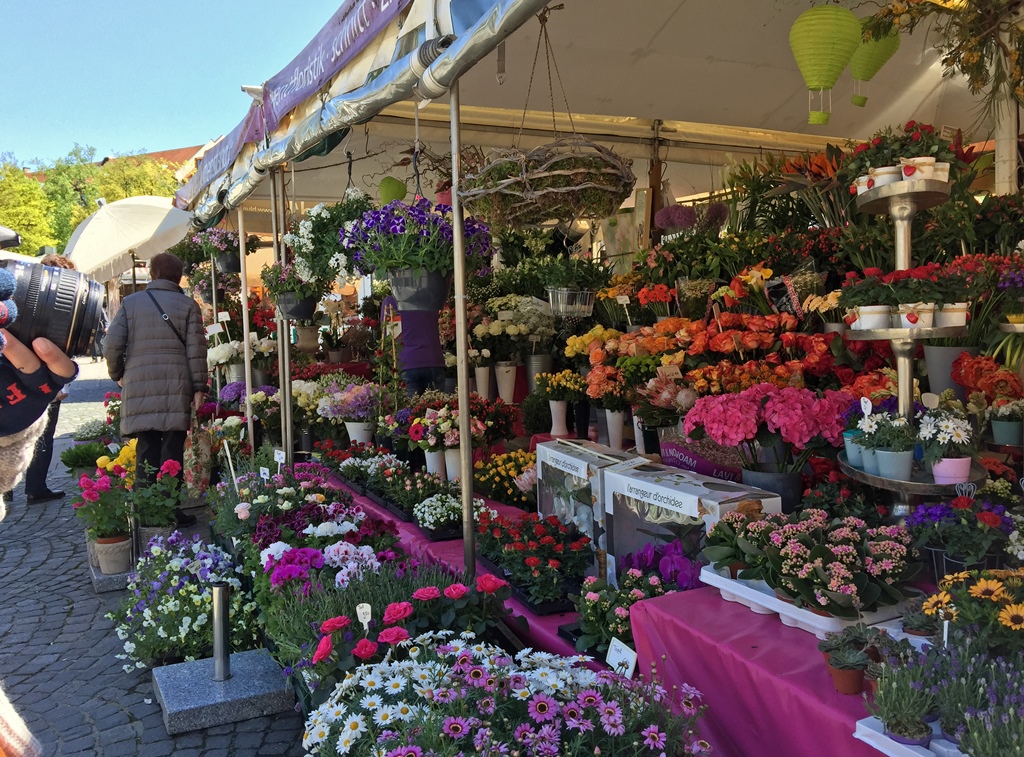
828, 666, 864, 696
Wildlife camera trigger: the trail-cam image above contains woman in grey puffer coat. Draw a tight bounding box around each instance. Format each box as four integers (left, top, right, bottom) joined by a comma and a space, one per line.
104, 252, 208, 494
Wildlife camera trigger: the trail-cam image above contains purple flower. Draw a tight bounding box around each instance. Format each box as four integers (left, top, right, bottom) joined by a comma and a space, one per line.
219, 381, 246, 404
442, 716, 470, 738
642, 724, 667, 750
526, 693, 558, 723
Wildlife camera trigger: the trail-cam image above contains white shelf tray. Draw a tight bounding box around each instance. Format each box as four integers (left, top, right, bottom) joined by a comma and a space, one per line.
854, 717, 965, 757
699, 566, 914, 639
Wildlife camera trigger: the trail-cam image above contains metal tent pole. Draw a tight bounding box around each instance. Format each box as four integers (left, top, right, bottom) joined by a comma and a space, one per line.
274, 168, 295, 463
449, 81, 475, 580
237, 209, 256, 459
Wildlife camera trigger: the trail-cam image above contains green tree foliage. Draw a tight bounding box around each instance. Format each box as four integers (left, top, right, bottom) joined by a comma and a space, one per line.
0, 155, 55, 255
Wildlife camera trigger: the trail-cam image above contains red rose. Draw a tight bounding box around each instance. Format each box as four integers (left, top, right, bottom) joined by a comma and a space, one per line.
905, 120, 917, 130
412, 586, 441, 601
862, 267, 884, 278
834, 366, 856, 386
950, 496, 974, 510
548, 559, 561, 569
377, 626, 410, 645
383, 601, 414, 625
352, 638, 378, 660
911, 131, 922, 142
871, 136, 884, 147
524, 556, 542, 568
476, 573, 507, 594
977, 511, 1003, 528
312, 634, 333, 664
443, 582, 469, 600
320, 615, 352, 634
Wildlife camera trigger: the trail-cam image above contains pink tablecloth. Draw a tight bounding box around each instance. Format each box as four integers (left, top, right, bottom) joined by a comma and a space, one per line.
631, 589, 877, 757
335, 481, 589, 665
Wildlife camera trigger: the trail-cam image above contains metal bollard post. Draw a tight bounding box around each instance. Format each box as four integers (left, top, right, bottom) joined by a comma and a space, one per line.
212, 582, 231, 681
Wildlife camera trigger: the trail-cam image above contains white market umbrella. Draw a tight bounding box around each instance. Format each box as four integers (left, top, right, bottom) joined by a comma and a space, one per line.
65, 196, 194, 281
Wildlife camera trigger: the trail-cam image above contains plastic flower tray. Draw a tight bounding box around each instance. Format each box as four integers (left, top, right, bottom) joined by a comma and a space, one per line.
418, 523, 461, 542
380, 498, 415, 523
853, 717, 966, 757
477, 554, 577, 616
699, 566, 915, 639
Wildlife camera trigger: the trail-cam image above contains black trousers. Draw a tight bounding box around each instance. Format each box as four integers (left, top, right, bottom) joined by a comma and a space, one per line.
24, 402, 61, 496
134, 429, 187, 488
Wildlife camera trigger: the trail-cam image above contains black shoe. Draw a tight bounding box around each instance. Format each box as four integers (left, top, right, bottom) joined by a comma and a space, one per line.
175, 509, 198, 527
1, 491, 11, 502
26, 490, 65, 503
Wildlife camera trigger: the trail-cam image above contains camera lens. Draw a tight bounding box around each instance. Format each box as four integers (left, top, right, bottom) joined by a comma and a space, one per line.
0, 260, 104, 357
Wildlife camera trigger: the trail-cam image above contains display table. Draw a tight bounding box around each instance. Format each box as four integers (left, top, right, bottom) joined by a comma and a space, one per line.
632, 589, 877, 757
329, 477, 590, 666
529, 432, 577, 452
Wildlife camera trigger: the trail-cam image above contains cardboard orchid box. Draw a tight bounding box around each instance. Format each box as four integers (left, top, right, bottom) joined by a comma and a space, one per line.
603, 463, 782, 561
535, 440, 643, 560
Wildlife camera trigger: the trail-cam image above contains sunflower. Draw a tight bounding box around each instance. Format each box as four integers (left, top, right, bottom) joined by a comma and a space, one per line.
922, 591, 953, 616
998, 603, 1024, 631
968, 579, 1008, 602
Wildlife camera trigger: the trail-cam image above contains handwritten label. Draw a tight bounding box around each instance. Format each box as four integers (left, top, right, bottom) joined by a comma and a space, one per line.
860, 397, 872, 417
217, 311, 231, 322
606, 637, 637, 678
615, 295, 630, 305
356, 603, 372, 631
205, 324, 224, 337
273, 449, 286, 464
657, 365, 682, 380
259, 467, 270, 481
497, 310, 514, 321
529, 335, 542, 343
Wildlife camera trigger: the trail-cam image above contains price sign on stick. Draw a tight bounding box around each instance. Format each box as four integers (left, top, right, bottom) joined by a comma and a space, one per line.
259, 467, 270, 481
273, 448, 286, 474
860, 397, 872, 417
606, 637, 637, 678
217, 311, 231, 322
615, 295, 630, 305
205, 324, 223, 337
356, 603, 372, 631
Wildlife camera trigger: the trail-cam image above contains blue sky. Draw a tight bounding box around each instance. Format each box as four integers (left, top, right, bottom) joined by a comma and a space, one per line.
2, 2, 339, 165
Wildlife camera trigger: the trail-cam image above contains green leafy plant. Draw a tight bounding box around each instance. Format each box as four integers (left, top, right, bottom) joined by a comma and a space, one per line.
867, 661, 933, 741
131, 461, 184, 527
60, 442, 106, 471
827, 647, 869, 670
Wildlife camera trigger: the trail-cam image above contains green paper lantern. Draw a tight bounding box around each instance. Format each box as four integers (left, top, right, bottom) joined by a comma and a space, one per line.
849, 20, 900, 107
379, 176, 408, 204
789, 5, 861, 125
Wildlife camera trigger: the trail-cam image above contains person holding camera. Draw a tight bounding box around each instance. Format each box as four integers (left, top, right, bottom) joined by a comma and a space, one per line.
104, 252, 207, 526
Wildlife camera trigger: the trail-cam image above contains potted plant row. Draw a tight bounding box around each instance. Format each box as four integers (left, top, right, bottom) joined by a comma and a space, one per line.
838, 263, 973, 331
843, 120, 958, 195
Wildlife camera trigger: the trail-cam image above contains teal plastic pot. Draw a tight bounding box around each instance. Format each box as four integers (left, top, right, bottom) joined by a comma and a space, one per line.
875, 449, 913, 481
861, 447, 879, 475
991, 420, 1023, 447
843, 430, 864, 467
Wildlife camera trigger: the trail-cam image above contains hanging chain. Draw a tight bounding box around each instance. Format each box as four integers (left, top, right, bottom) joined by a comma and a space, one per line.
514, 5, 576, 147
514, 11, 548, 147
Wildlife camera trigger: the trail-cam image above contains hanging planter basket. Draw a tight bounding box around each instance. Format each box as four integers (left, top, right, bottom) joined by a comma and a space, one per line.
459, 138, 635, 229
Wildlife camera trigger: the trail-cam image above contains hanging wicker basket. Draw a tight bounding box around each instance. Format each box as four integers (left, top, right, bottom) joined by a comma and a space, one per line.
459, 138, 635, 229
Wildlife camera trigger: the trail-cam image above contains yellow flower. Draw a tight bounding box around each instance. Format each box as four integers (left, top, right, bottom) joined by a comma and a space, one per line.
921, 591, 952, 616
96, 455, 112, 468
939, 571, 970, 588
968, 579, 1008, 602
998, 603, 1024, 631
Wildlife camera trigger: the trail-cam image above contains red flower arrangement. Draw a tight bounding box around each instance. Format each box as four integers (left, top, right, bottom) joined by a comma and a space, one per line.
953, 353, 1023, 402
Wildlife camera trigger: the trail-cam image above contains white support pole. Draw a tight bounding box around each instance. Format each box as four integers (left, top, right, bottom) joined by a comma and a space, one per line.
275, 168, 295, 463
995, 95, 1019, 196
237, 209, 256, 459
450, 81, 476, 580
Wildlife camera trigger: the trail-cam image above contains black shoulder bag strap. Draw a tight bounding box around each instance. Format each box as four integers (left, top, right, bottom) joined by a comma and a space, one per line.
145, 291, 187, 348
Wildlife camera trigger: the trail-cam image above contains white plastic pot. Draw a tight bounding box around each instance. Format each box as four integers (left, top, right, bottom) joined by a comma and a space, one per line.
898, 156, 936, 181
853, 305, 892, 331
896, 302, 936, 329
934, 301, 969, 328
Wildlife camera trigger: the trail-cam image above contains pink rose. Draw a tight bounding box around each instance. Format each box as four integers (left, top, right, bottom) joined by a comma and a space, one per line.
81, 489, 100, 503
234, 503, 251, 520
443, 583, 469, 600
476, 574, 507, 595
377, 626, 410, 645
352, 638, 378, 660
320, 615, 351, 633
312, 634, 333, 664
382, 601, 414, 625
412, 586, 441, 601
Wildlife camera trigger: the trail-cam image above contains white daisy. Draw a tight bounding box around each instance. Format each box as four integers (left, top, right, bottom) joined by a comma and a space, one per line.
373, 705, 398, 726
341, 714, 366, 739
362, 675, 382, 690
384, 676, 406, 694
360, 694, 383, 710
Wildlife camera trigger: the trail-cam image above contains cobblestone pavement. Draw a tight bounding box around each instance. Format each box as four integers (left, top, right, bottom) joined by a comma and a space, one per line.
0, 360, 306, 756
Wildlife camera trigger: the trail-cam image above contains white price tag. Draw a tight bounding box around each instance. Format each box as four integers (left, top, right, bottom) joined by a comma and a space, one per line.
107, 442, 120, 454
217, 311, 231, 322
529, 335, 542, 343
860, 397, 873, 417
657, 365, 682, 380
273, 449, 286, 464
615, 295, 630, 305
606, 637, 637, 678
205, 324, 224, 337
356, 603, 372, 631
259, 467, 270, 481
497, 310, 515, 321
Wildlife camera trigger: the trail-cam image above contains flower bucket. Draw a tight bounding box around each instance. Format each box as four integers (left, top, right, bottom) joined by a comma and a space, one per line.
934, 301, 969, 328
942, 552, 1002, 575
933, 162, 951, 182
137, 525, 175, 550
424, 449, 446, 480
444, 447, 463, 482
495, 362, 518, 404
924, 344, 979, 401
224, 363, 245, 385
861, 447, 879, 476
822, 322, 847, 334
293, 325, 320, 354
605, 409, 625, 451
252, 368, 270, 387
741, 468, 804, 514
387, 268, 449, 312
875, 449, 913, 481
474, 365, 492, 401
898, 156, 936, 180
546, 288, 596, 318
525, 354, 552, 395
931, 456, 972, 484
843, 430, 864, 467
991, 420, 1023, 446
95, 534, 132, 575
633, 415, 646, 454
853, 305, 891, 330
549, 400, 569, 436
344, 421, 375, 445
327, 350, 345, 364
896, 302, 935, 328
